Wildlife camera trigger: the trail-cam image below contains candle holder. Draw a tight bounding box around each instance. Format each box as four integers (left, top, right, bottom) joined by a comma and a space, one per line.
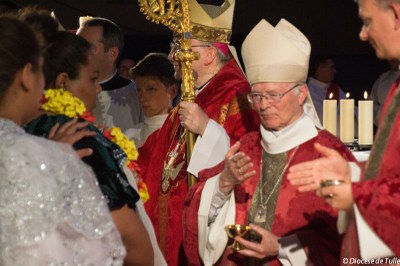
347, 138, 372, 151
345, 140, 358, 151
357, 143, 372, 151
225, 224, 251, 251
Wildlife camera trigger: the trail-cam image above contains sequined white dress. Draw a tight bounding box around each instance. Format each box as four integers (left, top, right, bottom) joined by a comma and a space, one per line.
0, 118, 126, 265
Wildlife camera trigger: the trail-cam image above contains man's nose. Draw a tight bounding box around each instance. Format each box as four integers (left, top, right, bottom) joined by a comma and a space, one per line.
359, 26, 368, 41
168, 49, 176, 62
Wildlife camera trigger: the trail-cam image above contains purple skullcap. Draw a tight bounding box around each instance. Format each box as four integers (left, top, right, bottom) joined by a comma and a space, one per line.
213, 42, 229, 56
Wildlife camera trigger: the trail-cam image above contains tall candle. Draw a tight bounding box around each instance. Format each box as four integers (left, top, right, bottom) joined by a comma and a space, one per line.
323, 93, 337, 136
358, 91, 373, 145
340, 93, 354, 144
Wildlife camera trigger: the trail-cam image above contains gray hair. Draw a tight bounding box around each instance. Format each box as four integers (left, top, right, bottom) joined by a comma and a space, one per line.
291, 82, 307, 95
200, 41, 231, 65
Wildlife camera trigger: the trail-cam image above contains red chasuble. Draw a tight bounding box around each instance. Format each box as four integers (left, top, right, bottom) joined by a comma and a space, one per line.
138, 59, 260, 266
344, 79, 400, 262
183, 130, 356, 266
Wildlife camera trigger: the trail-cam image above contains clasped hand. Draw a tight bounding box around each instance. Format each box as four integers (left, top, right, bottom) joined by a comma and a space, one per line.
178, 102, 209, 136
234, 224, 279, 259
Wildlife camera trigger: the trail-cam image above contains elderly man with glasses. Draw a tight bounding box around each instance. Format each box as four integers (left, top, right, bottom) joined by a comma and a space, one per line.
183, 19, 356, 266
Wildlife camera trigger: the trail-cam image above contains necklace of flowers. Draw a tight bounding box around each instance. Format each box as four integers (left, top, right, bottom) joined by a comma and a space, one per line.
41, 88, 149, 203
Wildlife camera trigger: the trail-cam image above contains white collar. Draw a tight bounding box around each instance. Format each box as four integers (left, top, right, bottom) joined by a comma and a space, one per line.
99, 70, 118, 84
195, 80, 212, 96
260, 114, 318, 154
144, 114, 168, 126
308, 77, 329, 90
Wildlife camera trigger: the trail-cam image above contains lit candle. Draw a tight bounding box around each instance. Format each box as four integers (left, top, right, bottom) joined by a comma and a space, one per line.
340, 92, 354, 144
323, 93, 337, 136
358, 91, 373, 145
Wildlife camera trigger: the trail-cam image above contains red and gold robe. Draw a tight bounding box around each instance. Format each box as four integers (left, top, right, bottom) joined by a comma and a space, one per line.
343, 79, 400, 262
138, 59, 260, 266
184, 130, 356, 266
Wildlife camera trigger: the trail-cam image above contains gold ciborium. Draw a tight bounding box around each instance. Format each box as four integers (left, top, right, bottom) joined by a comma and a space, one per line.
225, 224, 251, 251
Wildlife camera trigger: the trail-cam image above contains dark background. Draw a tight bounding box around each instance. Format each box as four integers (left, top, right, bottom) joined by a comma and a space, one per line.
1, 0, 390, 100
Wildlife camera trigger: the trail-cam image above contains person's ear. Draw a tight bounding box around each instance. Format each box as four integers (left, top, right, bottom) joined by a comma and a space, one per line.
298, 84, 308, 105
391, 3, 400, 30
20, 63, 36, 92
54, 72, 69, 89
204, 46, 218, 65
168, 83, 179, 101
108, 46, 119, 61
247, 92, 255, 109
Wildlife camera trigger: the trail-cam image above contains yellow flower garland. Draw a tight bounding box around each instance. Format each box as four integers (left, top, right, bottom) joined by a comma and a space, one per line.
41, 89, 86, 118
41, 88, 149, 203
108, 127, 139, 161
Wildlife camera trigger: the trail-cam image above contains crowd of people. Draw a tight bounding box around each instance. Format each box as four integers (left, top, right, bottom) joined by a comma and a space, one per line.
0, 0, 399, 265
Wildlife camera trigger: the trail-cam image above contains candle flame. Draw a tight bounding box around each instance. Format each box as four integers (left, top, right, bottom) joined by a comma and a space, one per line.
346, 92, 350, 99
364, 91, 368, 99
329, 92, 333, 99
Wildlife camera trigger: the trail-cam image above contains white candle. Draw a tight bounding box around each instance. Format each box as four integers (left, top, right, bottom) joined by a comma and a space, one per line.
358, 91, 373, 145
323, 93, 337, 136
340, 93, 354, 144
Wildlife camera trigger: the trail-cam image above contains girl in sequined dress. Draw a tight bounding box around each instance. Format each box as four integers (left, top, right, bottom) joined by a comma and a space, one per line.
19, 8, 156, 265
0, 16, 126, 265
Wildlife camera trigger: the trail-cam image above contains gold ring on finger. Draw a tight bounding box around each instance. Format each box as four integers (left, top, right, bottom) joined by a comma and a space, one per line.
320, 179, 348, 188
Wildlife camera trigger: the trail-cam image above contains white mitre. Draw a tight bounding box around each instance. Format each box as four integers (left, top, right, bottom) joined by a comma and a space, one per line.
241, 19, 321, 127
188, 0, 234, 44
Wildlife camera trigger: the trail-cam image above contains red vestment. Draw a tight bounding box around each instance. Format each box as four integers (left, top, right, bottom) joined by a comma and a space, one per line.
344, 79, 400, 262
184, 130, 356, 266
138, 59, 260, 266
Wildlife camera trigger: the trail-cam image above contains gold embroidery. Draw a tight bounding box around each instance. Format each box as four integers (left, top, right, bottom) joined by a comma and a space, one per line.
248, 147, 298, 231
191, 23, 232, 44
227, 94, 254, 117
217, 94, 253, 127
161, 130, 186, 193
248, 151, 287, 230
217, 103, 229, 126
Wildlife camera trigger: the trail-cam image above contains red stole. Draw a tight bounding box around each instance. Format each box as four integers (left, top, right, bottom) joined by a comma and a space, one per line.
184, 130, 356, 266
139, 59, 259, 266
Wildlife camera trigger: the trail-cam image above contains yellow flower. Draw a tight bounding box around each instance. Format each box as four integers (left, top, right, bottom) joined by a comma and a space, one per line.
139, 186, 150, 203
108, 127, 139, 162
41, 88, 87, 118
41, 88, 148, 203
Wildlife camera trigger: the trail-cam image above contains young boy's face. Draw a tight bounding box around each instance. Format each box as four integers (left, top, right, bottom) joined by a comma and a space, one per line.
136, 76, 174, 117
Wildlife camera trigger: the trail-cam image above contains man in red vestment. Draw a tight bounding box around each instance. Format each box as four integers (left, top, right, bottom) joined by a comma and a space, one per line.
183, 19, 355, 266
288, 0, 400, 262
138, 0, 259, 265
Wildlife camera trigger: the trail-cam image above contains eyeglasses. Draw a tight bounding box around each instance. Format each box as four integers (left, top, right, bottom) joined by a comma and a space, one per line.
247, 83, 305, 103
169, 42, 212, 51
